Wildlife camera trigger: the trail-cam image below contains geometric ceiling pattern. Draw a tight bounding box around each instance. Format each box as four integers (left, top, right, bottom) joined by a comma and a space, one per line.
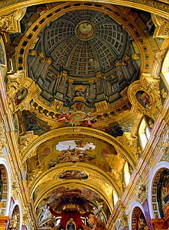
2, 2, 167, 229
27, 9, 139, 109
43, 10, 127, 77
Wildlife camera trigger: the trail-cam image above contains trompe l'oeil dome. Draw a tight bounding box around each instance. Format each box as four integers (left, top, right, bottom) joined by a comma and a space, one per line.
28, 9, 139, 110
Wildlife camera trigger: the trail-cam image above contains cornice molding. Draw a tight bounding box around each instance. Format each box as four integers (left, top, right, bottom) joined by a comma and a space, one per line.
0, 0, 169, 19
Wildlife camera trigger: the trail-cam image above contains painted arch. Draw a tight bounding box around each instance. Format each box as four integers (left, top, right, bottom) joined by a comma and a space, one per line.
148, 161, 169, 219
1, 0, 169, 20
129, 202, 148, 230
0, 158, 12, 216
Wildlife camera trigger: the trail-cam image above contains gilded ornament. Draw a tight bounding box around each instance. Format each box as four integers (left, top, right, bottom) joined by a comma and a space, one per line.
161, 88, 168, 99
137, 184, 147, 203
128, 74, 162, 120
0, 8, 26, 33
0, 118, 6, 155
19, 131, 38, 152
161, 148, 169, 162
152, 14, 169, 38
117, 132, 138, 160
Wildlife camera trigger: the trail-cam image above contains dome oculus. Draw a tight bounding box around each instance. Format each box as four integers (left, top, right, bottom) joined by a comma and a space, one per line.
75, 21, 95, 41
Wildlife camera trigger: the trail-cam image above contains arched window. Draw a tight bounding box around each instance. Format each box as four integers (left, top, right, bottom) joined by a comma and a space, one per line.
113, 190, 118, 205
131, 207, 149, 230
124, 162, 131, 186
8, 205, 20, 230
150, 167, 169, 218
138, 118, 151, 150
148, 162, 169, 219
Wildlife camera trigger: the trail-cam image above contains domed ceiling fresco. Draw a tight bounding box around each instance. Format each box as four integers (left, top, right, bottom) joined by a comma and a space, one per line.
27, 9, 139, 111
5, 2, 162, 229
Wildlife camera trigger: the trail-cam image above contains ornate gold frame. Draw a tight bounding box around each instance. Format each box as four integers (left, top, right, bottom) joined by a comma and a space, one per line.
66, 218, 76, 230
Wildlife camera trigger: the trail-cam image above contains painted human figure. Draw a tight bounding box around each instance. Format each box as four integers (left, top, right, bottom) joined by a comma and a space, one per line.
57, 113, 72, 122
9, 213, 19, 230
15, 88, 28, 105
138, 218, 149, 230
136, 91, 151, 108
83, 214, 106, 230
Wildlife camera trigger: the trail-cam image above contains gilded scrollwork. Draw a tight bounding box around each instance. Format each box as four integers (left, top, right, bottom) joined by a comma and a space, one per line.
161, 147, 169, 162
120, 209, 129, 229
19, 131, 38, 153
7, 70, 36, 113
128, 74, 162, 120
137, 183, 147, 203
152, 14, 169, 38
0, 8, 26, 33
22, 208, 30, 226
117, 132, 138, 160
0, 116, 6, 155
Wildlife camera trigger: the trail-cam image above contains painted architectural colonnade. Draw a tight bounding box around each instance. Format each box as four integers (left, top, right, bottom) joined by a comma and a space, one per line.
0, 1, 169, 230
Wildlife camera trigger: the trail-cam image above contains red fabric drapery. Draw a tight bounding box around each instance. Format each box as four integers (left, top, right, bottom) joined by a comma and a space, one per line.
49, 208, 90, 228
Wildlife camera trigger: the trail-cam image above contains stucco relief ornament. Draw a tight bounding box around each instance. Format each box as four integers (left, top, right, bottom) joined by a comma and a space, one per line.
137, 183, 147, 203
131, 175, 147, 204
119, 208, 128, 229
152, 14, 169, 39
117, 132, 138, 160
128, 74, 162, 120
114, 204, 128, 230
28, 169, 43, 187
12, 181, 20, 199
7, 70, 35, 113
153, 126, 169, 158
19, 131, 38, 152
161, 147, 169, 162
22, 208, 30, 226
0, 8, 26, 33
0, 118, 6, 155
